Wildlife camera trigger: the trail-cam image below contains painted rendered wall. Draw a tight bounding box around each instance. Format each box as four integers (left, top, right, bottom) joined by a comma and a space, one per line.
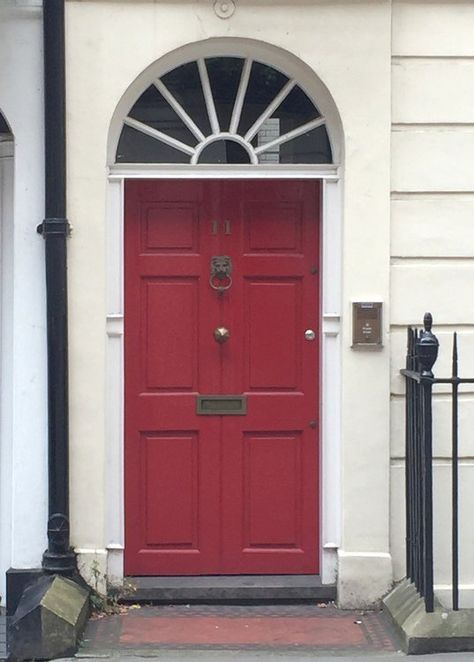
65, 0, 392, 607
0, 4, 47, 605
390, 0, 474, 608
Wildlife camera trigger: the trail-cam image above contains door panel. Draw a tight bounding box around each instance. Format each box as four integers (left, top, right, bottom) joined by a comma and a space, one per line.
144, 279, 198, 389
243, 202, 303, 253
243, 432, 302, 547
246, 280, 301, 389
142, 431, 199, 547
125, 179, 320, 575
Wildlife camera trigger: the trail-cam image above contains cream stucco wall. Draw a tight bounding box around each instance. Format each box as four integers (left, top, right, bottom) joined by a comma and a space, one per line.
66, 0, 392, 607
390, 0, 474, 608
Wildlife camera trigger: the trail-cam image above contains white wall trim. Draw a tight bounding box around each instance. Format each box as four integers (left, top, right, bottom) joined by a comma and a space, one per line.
0, 142, 14, 605
0, 5, 47, 604
109, 164, 340, 180
104, 39, 344, 587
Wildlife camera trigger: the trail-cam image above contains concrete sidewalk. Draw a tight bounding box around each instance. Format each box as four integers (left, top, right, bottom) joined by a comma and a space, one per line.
60, 655, 474, 661
32, 603, 474, 661
6, 601, 474, 661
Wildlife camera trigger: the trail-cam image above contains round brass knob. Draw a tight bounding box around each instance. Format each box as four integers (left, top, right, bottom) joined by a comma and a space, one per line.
214, 326, 230, 343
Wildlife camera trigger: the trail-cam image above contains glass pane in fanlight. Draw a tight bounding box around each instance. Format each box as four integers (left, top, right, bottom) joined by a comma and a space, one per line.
272, 85, 321, 128
205, 57, 244, 132
116, 125, 191, 163
198, 139, 251, 164
256, 125, 332, 164
0, 113, 10, 133
128, 85, 198, 147
161, 61, 212, 137
238, 62, 289, 136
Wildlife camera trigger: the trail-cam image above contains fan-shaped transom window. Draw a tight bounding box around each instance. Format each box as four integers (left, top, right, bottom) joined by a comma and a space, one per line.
116, 57, 332, 165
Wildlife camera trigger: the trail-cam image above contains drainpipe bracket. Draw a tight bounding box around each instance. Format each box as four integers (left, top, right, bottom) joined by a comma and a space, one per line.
37, 217, 72, 237
42, 549, 77, 575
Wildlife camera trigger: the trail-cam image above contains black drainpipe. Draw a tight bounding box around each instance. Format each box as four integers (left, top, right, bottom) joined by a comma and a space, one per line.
38, 0, 75, 574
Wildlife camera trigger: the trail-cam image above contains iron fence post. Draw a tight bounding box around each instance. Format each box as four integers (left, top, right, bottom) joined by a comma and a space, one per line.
416, 313, 438, 613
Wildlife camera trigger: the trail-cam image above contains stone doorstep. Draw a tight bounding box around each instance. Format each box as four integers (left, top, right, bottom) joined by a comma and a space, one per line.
383, 579, 474, 655
122, 575, 337, 603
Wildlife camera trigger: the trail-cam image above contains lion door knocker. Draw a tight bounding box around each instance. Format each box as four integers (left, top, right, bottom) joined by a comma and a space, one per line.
210, 255, 233, 294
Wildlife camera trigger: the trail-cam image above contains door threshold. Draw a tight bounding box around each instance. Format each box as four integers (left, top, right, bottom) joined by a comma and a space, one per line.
123, 575, 336, 604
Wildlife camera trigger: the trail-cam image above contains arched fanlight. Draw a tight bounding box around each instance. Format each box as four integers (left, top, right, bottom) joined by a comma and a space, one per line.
116, 57, 332, 165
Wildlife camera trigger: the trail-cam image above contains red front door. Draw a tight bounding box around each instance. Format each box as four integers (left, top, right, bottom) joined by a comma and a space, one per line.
124, 180, 320, 575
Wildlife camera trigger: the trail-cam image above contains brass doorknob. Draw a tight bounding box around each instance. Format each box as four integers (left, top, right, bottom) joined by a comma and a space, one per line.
214, 326, 230, 343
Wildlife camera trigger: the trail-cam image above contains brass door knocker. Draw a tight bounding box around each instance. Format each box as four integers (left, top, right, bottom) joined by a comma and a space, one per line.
209, 255, 233, 293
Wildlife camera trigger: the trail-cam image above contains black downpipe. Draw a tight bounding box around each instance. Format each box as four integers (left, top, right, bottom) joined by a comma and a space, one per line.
38, 0, 75, 574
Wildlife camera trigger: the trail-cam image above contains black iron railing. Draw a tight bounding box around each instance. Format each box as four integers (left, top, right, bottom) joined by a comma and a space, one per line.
401, 313, 474, 612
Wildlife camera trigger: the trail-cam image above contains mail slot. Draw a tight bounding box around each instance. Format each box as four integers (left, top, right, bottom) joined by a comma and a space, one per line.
197, 395, 247, 415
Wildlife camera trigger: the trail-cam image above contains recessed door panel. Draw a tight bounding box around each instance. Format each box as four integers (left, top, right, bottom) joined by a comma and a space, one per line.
125, 179, 320, 575
143, 432, 199, 548
144, 279, 197, 390
244, 202, 302, 253
246, 280, 301, 390
244, 433, 302, 548
143, 204, 198, 252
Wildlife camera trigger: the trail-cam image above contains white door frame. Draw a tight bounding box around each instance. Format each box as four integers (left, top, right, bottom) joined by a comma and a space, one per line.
104, 164, 342, 585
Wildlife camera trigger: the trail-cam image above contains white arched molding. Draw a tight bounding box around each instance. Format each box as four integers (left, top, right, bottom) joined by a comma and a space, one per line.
0, 135, 14, 603
107, 38, 343, 167
105, 38, 343, 586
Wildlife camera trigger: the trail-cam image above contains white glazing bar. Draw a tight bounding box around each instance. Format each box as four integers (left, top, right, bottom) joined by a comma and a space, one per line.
124, 117, 195, 156
154, 79, 206, 142
197, 58, 220, 135
229, 58, 252, 135
254, 116, 326, 155
244, 79, 296, 142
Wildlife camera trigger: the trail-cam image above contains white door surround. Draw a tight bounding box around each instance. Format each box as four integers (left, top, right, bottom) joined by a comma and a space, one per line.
101, 38, 344, 587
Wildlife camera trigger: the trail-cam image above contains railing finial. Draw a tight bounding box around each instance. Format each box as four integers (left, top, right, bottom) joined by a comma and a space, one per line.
417, 312, 439, 377
423, 312, 433, 333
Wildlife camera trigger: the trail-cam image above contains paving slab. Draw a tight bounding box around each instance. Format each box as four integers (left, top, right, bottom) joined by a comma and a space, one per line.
74, 604, 401, 658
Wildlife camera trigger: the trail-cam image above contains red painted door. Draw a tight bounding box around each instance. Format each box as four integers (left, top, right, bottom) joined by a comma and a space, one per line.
125, 180, 320, 575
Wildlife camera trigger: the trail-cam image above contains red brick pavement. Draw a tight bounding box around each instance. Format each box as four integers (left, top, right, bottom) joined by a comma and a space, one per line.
80, 604, 400, 654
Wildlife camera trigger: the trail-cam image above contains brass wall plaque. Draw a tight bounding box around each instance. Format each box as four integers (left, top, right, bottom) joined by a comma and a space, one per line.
352, 302, 383, 347
197, 395, 247, 415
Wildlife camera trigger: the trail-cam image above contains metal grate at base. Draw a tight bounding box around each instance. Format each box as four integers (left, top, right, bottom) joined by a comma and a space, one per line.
0, 608, 7, 661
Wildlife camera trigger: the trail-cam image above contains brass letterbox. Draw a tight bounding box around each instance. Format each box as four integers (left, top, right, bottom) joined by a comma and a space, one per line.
197, 395, 247, 415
